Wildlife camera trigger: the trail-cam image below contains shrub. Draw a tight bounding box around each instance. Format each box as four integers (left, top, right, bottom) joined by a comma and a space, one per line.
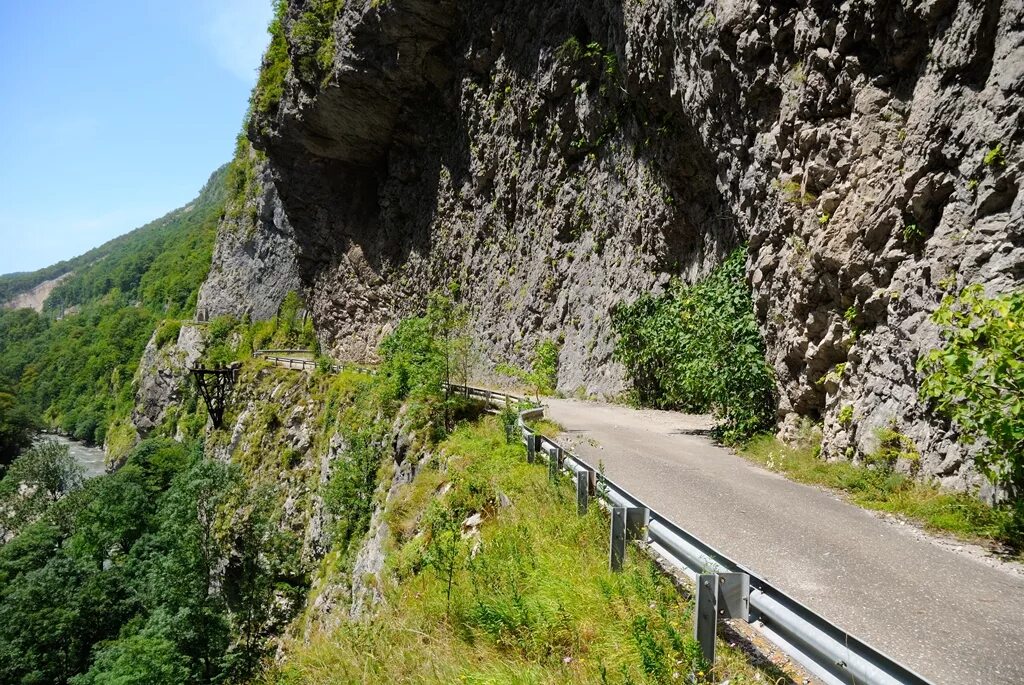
154, 320, 181, 349
251, 1, 290, 116
497, 339, 561, 401
983, 143, 1007, 169
918, 285, 1024, 543
612, 248, 775, 442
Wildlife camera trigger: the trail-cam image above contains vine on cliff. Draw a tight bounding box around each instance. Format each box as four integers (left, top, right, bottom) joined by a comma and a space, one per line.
612, 249, 775, 442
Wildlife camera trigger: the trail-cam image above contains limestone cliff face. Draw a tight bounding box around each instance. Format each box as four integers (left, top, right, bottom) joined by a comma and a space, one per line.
203, 0, 1023, 488
197, 150, 302, 321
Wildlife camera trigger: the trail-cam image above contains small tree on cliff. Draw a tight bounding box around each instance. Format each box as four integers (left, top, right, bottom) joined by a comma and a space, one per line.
918, 285, 1024, 546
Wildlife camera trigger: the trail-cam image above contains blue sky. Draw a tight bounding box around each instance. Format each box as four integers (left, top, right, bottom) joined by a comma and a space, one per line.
0, 0, 274, 274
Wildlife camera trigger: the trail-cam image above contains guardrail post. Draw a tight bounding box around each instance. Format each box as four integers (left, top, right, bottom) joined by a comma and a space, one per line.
526, 433, 537, 463
547, 445, 563, 482
694, 572, 750, 668
609, 506, 648, 571
576, 470, 588, 515
695, 574, 719, 664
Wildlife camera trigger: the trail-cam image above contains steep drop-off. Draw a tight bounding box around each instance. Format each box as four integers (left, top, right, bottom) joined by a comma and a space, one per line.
203, 0, 1023, 489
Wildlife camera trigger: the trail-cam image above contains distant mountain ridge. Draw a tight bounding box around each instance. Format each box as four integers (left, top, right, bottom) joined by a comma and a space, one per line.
0, 165, 229, 310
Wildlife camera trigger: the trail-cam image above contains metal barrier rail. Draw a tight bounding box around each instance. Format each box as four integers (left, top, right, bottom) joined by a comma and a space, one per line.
448, 383, 933, 685
254, 353, 378, 376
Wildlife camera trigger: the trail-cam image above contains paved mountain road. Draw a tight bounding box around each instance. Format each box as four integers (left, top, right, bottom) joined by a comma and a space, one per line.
543, 398, 1024, 685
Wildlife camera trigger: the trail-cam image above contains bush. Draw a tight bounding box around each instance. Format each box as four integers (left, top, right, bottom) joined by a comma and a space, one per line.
154, 320, 181, 349
918, 285, 1024, 543
497, 339, 561, 401
251, 1, 290, 116
612, 248, 775, 442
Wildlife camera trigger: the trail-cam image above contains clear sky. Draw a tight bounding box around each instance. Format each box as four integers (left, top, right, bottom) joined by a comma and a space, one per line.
0, 0, 274, 275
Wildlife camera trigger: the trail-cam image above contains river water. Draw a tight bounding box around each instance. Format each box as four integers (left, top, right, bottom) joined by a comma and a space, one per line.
40, 435, 106, 478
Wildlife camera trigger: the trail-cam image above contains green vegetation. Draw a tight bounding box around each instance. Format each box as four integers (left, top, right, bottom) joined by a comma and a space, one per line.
918, 285, 1024, 544
612, 249, 775, 442
740, 435, 1014, 547
902, 222, 924, 242
251, 0, 344, 117
252, 0, 291, 116
291, 0, 344, 84
498, 338, 561, 401
0, 384, 36, 470
265, 418, 776, 684
773, 179, 816, 206
983, 142, 1007, 169
0, 167, 227, 446
0, 438, 301, 684
0, 440, 83, 537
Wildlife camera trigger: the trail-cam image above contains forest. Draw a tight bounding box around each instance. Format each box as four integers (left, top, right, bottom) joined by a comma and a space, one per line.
0, 166, 226, 469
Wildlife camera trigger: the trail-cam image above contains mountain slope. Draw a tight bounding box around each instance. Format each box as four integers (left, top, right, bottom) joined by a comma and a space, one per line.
0, 166, 228, 453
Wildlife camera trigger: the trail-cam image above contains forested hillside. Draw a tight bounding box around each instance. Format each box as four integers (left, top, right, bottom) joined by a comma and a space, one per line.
0, 166, 227, 463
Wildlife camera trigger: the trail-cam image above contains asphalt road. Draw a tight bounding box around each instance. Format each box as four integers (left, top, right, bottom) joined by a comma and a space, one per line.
543, 398, 1024, 685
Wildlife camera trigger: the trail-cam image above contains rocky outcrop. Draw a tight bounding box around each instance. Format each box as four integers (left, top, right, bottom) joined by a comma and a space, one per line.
197, 151, 302, 321
204, 0, 1023, 488
1, 272, 72, 312
132, 324, 205, 437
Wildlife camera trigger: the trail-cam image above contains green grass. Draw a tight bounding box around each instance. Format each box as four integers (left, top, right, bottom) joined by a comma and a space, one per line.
739, 435, 1016, 550
526, 417, 564, 438
265, 419, 781, 684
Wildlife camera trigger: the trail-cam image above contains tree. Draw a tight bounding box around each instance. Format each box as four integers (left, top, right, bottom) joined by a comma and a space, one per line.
918, 285, 1024, 541
498, 338, 561, 402
0, 388, 36, 471
427, 285, 471, 431
3, 439, 84, 503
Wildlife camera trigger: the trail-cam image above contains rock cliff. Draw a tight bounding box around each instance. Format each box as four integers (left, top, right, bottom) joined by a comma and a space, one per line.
197, 147, 302, 321
204, 0, 1023, 488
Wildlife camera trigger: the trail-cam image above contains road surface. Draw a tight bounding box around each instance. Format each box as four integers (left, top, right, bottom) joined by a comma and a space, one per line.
543, 398, 1024, 685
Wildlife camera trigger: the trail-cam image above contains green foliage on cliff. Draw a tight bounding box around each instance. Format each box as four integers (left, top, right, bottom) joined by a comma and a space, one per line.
377, 288, 474, 438
252, 0, 291, 116
0, 167, 227, 446
612, 249, 775, 442
918, 285, 1024, 542
0, 438, 300, 684
497, 338, 561, 401
291, 0, 343, 83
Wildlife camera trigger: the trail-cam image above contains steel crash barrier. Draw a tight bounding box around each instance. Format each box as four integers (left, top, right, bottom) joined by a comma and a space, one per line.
448, 383, 934, 685
253, 350, 378, 376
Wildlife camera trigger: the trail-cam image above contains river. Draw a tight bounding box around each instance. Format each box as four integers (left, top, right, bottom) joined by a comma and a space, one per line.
40, 435, 106, 478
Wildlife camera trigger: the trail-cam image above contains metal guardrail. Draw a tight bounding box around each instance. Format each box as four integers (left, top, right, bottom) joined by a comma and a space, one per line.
253, 351, 378, 376
449, 383, 933, 685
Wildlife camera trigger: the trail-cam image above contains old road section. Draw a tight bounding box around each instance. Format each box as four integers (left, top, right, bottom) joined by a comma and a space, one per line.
543, 398, 1024, 685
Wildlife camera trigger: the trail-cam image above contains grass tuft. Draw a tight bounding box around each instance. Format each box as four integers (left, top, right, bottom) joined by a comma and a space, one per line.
739, 435, 1015, 548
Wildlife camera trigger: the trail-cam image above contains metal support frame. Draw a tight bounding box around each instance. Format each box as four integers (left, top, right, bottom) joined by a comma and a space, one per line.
609, 506, 649, 571
190, 362, 240, 429
695, 572, 751, 665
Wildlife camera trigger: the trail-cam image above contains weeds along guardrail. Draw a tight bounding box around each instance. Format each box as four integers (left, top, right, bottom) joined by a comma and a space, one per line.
449, 383, 933, 685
